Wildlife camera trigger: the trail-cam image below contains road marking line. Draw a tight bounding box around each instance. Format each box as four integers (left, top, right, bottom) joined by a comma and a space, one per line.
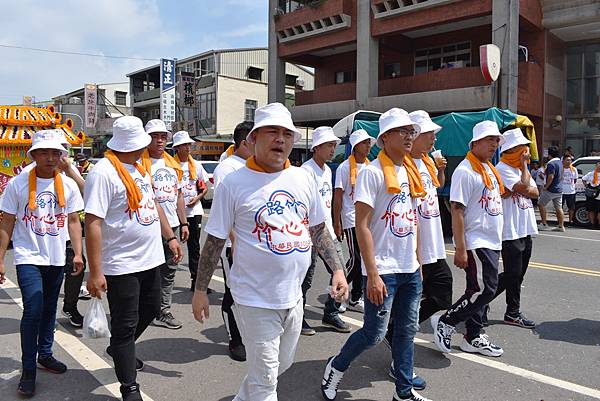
1, 278, 155, 401
303, 306, 600, 399
537, 233, 600, 243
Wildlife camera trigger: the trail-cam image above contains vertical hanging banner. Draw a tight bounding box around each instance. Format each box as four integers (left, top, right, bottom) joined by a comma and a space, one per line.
160, 58, 176, 130
84, 84, 98, 128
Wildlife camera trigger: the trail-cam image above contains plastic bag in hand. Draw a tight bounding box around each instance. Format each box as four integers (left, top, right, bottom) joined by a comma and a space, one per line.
82, 297, 111, 339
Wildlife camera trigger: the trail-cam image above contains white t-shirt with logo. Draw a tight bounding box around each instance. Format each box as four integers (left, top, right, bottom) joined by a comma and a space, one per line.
302, 158, 335, 238
84, 158, 165, 276
1, 172, 83, 266
213, 155, 247, 248
450, 159, 503, 251
205, 166, 326, 309
496, 162, 538, 241
354, 159, 419, 276
582, 171, 600, 200
413, 158, 446, 264
334, 158, 367, 230
180, 160, 208, 217
561, 167, 577, 195
150, 158, 182, 228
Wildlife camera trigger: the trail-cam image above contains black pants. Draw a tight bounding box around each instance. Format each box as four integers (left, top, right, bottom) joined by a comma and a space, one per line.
187, 215, 202, 283
420, 258, 453, 323
344, 227, 364, 302
222, 247, 243, 346
442, 248, 499, 340
492, 236, 532, 317
63, 242, 86, 311
106, 267, 160, 387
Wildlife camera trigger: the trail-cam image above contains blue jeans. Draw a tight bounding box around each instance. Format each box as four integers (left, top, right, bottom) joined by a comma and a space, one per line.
16, 264, 65, 370
332, 270, 422, 397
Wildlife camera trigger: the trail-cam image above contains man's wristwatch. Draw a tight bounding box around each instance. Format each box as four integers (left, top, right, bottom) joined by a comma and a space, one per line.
180, 222, 189, 227
166, 236, 177, 243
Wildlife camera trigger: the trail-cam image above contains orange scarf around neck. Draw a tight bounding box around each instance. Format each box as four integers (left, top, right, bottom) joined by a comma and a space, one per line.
141, 149, 183, 181
594, 169, 599, 186
104, 150, 148, 213
349, 154, 369, 187
175, 154, 197, 181
421, 153, 441, 188
246, 156, 290, 172
500, 147, 528, 169
28, 168, 65, 211
402, 155, 427, 198
225, 144, 235, 157
465, 151, 505, 195
377, 150, 425, 197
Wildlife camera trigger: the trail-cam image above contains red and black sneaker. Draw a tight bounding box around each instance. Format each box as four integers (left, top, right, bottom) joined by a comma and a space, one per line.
37, 355, 67, 374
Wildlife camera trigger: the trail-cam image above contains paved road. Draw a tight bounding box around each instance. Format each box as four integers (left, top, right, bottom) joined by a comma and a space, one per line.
1, 220, 599, 401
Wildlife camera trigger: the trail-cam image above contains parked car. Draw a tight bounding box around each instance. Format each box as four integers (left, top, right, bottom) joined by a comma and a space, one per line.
199, 160, 219, 206
572, 156, 600, 226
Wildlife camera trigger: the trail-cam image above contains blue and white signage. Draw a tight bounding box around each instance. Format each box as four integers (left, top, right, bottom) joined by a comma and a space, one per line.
160, 58, 176, 130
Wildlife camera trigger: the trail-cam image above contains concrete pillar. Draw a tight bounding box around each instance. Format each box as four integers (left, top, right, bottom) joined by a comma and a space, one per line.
268, 0, 286, 104
492, 0, 519, 112
356, 0, 379, 108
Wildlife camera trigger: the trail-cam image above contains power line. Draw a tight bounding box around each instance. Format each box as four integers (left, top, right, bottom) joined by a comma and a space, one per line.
0, 44, 159, 62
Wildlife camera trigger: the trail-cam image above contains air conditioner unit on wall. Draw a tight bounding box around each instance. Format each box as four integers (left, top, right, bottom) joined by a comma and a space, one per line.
296, 78, 305, 88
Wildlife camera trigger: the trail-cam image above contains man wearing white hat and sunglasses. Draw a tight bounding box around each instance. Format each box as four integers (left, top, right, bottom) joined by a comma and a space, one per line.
431, 120, 505, 358
192, 102, 348, 401
301, 126, 350, 335
0, 130, 84, 397
85, 116, 183, 401
322, 108, 431, 401
487, 128, 538, 329
332, 129, 375, 315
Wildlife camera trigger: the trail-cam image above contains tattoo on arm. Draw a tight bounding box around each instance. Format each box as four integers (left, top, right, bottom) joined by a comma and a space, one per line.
309, 222, 345, 274
195, 234, 226, 291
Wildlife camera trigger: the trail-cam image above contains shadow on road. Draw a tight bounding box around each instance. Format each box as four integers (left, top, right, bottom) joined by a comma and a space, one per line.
0, 318, 19, 336
136, 337, 229, 364
534, 318, 600, 346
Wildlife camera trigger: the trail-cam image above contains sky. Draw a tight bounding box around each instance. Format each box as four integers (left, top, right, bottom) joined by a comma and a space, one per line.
0, 0, 268, 104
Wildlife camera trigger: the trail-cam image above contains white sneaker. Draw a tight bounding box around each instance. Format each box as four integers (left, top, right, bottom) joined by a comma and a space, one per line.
348, 297, 364, 312
551, 226, 565, 232
431, 313, 455, 353
321, 356, 344, 400
393, 389, 432, 401
537, 223, 550, 231
459, 334, 504, 357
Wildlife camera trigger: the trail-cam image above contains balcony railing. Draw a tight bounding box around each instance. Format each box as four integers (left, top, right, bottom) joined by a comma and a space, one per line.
295, 82, 356, 105
371, 0, 461, 19
275, 0, 352, 43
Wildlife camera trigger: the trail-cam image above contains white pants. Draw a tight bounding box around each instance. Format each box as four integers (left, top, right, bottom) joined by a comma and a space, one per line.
232, 299, 303, 401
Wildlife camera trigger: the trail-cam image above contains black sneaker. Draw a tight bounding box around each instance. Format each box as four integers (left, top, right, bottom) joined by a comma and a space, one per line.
504, 313, 536, 329
301, 319, 316, 336
17, 369, 36, 397
120, 383, 143, 401
37, 355, 67, 374
106, 347, 144, 371
392, 389, 432, 401
62, 308, 84, 327
322, 315, 351, 333
228, 341, 246, 362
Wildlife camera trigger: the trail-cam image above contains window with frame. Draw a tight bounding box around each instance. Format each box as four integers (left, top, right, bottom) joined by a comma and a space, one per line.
244, 99, 258, 121
414, 42, 471, 74
286, 74, 298, 87
115, 91, 127, 106
198, 92, 216, 127
193, 61, 201, 77
567, 44, 600, 115
335, 71, 355, 84
201, 57, 215, 75
383, 62, 401, 79
247, 67, 263, 81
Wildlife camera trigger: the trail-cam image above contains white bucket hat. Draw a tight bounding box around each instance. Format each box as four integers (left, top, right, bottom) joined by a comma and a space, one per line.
172, 131, 195, 147
246, 103, 301, 143
27, 129, 68, 159
145, 119, 171, 138
377, 108, 421, 148
310, 126, 340, 151
469, 120, 505, 149
500, 127, 530, 154
409, 110, 442, 135
349, 129, 375, 152
107, 116, 151, 153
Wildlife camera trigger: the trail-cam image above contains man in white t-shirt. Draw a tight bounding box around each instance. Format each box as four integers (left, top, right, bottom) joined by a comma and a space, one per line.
212, 121, 253, 362
192, 103, 348, 401
0, 130, 84, 397
172, 130, 209, 291
322, 108, 431, 401
85, 116, 182, 401
301, 126, 350, 335
488, 128, 538, 329
432, 121, 505, 358
143, 119, 189, 330
582, 162, 600, 228
561, 155, 577, 225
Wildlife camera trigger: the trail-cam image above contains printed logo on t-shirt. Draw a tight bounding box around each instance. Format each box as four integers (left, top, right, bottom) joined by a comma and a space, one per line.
22, 191, 66, 236
153, 168, 177, 203
319, 182, 332, 209
127, 178, 159, 226
381, 183, 417, 238
479, 174, 503, 216
417, 172, 440, 219
252, 190, 311, 255
182, 171, 197, 202
511, 192, 533, 210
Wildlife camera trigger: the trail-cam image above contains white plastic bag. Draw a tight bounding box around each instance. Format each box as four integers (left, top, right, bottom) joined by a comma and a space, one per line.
82, 297, 111, 339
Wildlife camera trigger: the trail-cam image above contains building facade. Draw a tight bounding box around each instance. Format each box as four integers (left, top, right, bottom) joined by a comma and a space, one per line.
127, 48, 314, 137
268, 0, 600, 156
